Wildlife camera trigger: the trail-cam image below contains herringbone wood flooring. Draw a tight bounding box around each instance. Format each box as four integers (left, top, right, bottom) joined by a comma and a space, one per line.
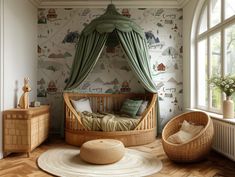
0, 136, 235, 177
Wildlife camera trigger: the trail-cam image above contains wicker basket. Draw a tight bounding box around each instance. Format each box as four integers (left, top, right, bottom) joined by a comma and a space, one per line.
162, 111, 214, 162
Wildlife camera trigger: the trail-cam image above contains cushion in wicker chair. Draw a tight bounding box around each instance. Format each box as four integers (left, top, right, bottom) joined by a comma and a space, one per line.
167, 120, 204, 144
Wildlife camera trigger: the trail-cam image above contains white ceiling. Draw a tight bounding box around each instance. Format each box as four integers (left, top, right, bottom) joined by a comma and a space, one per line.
31, 0, 190, 8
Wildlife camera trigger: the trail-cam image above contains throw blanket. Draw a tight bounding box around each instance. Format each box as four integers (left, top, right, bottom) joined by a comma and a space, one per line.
80, 111, 140, 132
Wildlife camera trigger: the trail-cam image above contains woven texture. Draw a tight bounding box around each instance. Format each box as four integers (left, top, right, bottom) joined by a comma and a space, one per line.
162, 111, 214, 162
37, 147, 162, 177
3, 106, 50, 155
80, 139, 125, 164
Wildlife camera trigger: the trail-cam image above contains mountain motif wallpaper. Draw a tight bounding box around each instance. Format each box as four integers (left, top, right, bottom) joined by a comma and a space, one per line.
38, 7, 183, 133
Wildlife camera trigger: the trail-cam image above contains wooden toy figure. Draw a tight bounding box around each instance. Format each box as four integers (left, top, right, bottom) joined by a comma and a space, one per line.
18, 78, 31, 109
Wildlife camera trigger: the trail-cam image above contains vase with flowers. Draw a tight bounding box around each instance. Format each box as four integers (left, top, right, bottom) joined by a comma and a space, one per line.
210, 75, 235, 119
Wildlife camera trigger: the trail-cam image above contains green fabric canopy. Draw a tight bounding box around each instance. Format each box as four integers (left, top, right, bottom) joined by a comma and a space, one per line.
65, 4, 157, 94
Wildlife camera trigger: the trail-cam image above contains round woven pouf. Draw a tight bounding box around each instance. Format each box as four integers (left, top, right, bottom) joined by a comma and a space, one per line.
80, 139, 125, 164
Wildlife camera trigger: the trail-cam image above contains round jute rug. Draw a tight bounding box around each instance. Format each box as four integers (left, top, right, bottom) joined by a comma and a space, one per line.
37, 147, 162, 177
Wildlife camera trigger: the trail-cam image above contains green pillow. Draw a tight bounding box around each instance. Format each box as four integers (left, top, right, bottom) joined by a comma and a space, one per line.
120, 99, 143, 117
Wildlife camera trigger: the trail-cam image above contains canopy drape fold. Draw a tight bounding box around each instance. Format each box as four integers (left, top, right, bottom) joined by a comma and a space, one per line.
65, 31, 108, 90
116, 30, 157, 93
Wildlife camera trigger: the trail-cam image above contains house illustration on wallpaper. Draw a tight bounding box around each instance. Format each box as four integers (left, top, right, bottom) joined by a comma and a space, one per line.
47, 8, 57, 20
122, 9, 131, 18
120, 80, 131, 93
156, 63, 166, 71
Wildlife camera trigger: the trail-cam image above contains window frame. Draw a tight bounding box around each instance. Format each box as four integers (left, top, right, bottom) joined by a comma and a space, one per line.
195, 0, 235, 113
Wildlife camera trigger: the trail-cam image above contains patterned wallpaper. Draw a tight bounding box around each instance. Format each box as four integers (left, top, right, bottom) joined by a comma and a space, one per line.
37, 7, 183, 133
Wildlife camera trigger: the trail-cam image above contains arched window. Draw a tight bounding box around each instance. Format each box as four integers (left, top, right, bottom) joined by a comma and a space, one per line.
196, 0, 235, 113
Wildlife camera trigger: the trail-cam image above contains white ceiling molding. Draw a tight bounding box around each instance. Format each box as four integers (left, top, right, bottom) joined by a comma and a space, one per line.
29, 0, 41, 7
177, 0, 190, 7
31, 0, 190, 8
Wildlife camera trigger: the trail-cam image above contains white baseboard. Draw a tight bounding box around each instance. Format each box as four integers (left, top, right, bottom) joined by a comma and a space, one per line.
0, 152, 3, 159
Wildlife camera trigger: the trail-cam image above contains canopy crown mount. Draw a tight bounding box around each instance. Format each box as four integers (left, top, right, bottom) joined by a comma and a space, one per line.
82, 4, 144, 37
103, 4, 119, 16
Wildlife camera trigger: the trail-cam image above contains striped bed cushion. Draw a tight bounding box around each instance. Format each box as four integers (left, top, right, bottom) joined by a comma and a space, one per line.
120, 99, 143, 118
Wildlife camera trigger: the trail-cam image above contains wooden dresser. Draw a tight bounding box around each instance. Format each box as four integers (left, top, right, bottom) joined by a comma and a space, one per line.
3, 105, 50, 157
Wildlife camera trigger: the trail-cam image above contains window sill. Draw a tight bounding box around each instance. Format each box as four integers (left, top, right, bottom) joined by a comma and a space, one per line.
186, 108, 235, 125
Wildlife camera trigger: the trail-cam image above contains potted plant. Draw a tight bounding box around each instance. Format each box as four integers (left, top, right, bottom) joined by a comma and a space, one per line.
210, 75, 235, 118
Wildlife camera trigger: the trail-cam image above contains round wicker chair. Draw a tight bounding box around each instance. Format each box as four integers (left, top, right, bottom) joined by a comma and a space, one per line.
162, 111, 214, 162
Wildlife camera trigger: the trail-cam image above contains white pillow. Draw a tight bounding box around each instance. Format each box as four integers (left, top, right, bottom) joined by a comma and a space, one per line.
71, 98, 92, 113
136, 101, 148, 116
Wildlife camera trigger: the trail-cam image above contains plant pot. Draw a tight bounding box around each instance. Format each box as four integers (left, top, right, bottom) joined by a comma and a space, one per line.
223, 96, 234, 119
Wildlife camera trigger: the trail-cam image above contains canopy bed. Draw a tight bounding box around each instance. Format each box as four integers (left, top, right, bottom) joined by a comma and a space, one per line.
64, 4, 158, 146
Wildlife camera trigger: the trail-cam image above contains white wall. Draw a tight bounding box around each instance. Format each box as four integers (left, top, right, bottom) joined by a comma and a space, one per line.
0, 0, 4, 160
183, 0, 205, 110
0, 0, 37, 159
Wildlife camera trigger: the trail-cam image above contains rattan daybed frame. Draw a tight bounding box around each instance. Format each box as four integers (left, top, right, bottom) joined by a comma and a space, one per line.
64, 92, 157, 146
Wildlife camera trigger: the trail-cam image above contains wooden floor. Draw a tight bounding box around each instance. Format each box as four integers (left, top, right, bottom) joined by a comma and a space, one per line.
0, 136, 235, 177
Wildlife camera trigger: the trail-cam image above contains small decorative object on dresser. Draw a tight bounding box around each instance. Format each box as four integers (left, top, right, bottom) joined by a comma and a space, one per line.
210, 75, 235, 119
3, 105, 50, 157
18, 77, 31, 109
30, 101, 41, 107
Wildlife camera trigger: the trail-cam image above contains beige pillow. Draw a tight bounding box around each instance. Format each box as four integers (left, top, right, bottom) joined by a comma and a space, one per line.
180, 120, 204, 136
167, 130, 193, 144
136, 101, 148, 116
167, 120, 205, 144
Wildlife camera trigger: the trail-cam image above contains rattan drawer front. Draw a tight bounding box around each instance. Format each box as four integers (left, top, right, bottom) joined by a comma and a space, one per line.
3, 105, 50, 157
